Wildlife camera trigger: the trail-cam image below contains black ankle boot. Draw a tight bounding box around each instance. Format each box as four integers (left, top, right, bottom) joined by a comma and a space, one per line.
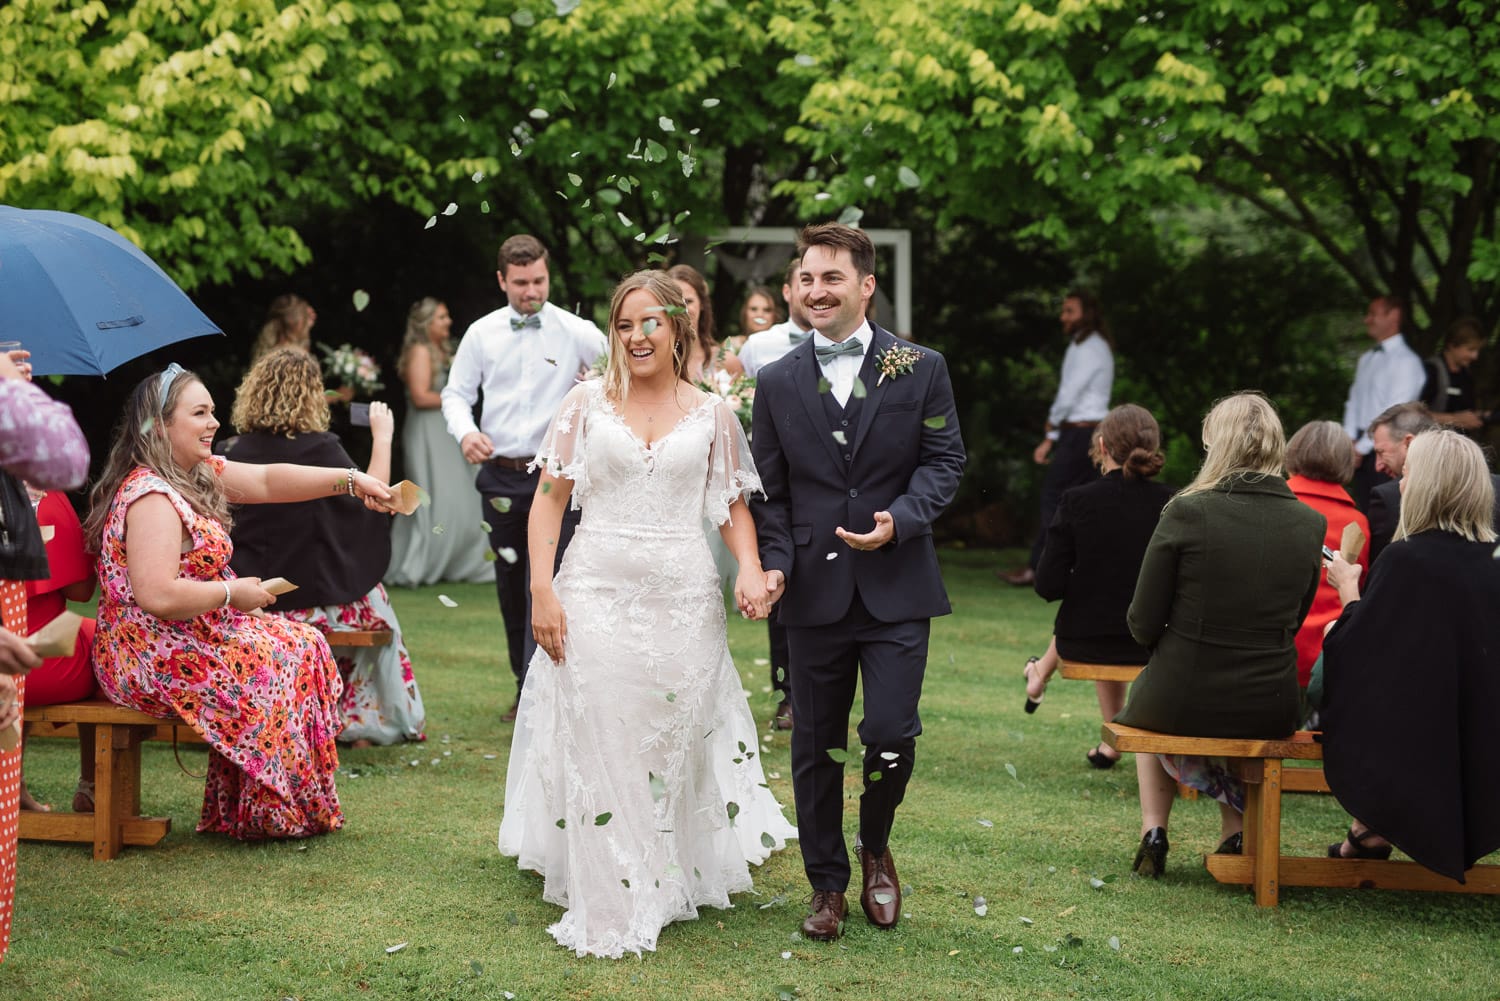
1133, 827, 1169, 878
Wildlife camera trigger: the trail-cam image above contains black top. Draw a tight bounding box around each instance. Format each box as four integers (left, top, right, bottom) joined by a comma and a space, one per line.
225, 431, 391, 610
1034, 469, 1175, 663
1323, 531, 1500, 881
1421, 358, 1499, 425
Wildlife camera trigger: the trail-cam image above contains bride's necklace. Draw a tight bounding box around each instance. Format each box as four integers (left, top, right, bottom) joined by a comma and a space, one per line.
633, 389, 684, 424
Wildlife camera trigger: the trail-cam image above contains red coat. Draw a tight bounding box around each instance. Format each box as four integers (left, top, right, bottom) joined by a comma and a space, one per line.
1286, 475, 1369, 687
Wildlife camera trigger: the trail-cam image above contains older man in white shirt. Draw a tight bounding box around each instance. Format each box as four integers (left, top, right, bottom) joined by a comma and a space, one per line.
736, 259, 813, 381
1342, 294, 1426, 510
441, 234, 607, 721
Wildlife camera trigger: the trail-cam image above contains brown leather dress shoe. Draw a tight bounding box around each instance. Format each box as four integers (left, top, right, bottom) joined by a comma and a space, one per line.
773, 700, 793, 731
500, 700, 519, 723
997, 566, 1036, 587
855, 838, 901, 929
800, 889, 846, 941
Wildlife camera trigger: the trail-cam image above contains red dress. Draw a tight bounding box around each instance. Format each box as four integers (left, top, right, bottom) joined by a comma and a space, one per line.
22, 491, 97, 706
92, 461, 344, 839
1287, 474, 1370, 688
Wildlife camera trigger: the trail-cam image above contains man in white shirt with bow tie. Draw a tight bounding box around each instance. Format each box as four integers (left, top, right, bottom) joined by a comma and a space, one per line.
1342, 294, 1426, 510
736, 257, 814, 380
442, 234, 607, 722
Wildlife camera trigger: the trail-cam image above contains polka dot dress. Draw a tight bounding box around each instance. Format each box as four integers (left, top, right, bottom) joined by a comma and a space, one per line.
0, 580, 27, 963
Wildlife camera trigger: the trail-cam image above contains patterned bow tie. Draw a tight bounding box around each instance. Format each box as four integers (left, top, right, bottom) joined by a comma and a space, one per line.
814, 337, 863, 362
510, 314, 542, 331
787, 329, 811, 344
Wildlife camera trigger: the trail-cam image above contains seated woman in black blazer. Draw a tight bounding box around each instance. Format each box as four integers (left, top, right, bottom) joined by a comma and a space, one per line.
1023, 404, 1174, 768
1322, 430, 1500, 877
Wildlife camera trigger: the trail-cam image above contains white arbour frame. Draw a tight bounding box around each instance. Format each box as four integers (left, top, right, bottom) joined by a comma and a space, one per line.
707, 226, 913, 336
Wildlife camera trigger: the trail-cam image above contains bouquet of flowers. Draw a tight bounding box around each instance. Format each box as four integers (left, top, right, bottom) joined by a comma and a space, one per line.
702, 369, 755, 437
317, 342, 383, 396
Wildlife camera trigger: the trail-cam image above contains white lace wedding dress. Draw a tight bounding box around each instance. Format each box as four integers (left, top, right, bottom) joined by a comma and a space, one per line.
498, 380, 797, 959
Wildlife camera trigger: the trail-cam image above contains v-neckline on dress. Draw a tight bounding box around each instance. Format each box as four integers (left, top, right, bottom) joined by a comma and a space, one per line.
601, 389, 716, 456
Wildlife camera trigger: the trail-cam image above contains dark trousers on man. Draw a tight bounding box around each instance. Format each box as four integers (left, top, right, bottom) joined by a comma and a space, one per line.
787, 594, 929, 891
1028, 424, 1098, 569
769, 608, 790, 704
477, 462, 579, 694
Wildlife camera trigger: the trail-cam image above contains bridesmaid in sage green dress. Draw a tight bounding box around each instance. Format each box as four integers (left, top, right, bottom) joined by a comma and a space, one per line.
387, 298, 493, 587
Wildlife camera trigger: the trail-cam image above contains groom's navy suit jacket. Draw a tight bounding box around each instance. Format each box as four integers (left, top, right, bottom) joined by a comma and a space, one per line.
750, 323, 965, 628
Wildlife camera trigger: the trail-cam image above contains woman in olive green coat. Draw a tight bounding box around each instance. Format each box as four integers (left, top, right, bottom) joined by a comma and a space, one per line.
1116, 393, 1325, 877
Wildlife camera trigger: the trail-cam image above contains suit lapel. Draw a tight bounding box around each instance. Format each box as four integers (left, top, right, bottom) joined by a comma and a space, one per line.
791, 342, 848, 470
849, 324, 893, 464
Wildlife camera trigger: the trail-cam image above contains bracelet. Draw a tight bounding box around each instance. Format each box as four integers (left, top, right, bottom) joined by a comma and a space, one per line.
346, 468, 357, 497
221, 582, 232, 609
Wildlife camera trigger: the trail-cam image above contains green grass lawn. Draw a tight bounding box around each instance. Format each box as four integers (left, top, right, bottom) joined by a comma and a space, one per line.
5, 548, 1496, 1000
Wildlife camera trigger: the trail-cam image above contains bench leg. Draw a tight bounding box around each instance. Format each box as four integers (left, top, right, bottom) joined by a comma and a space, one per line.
92, 722, 147, 861
1248, 758, 1283, 907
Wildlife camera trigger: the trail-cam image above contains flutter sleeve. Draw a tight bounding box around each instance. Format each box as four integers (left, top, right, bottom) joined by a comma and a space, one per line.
703, 396, 763, 527
529, 382, 592, 508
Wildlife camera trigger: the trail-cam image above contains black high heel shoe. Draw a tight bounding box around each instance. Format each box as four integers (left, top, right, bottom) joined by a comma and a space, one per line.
1328, 826, 1392, 860
1132, 827, 1169, 878
1022, 656, 1046, 714
1085, 744, 1120, 769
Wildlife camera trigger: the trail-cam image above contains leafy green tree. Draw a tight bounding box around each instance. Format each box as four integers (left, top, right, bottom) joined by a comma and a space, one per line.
779, 0, 1500, 339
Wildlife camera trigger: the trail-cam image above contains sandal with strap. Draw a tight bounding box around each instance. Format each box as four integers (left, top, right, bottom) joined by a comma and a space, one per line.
1328, 825, 1392, 860
73, 779, 95, 814
1022, 657, 1047, 714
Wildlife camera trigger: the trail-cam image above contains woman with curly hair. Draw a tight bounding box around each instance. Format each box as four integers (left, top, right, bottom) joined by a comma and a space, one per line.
226, 349, 425, 745
85, 362, 394, 839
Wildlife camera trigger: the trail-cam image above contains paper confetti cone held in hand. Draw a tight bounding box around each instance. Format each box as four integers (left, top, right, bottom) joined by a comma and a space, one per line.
26, 609, 83, 658
1340, 521, 1366, 564
0, 720, 18, 751
389, 480, 430, 516
260, 578, 299, 596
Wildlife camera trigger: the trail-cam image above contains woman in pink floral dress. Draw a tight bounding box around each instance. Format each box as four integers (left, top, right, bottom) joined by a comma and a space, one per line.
84, 364, 394, 840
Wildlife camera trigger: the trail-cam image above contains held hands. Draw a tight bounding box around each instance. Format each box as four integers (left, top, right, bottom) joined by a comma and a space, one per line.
734, 564, 771, 620
461, 431, 496, 464
765, 569, 786, 605
836, 511, 895, 551
1032, 439, 1053, 465
0, 626, 43, 676
532, 587, 567, 664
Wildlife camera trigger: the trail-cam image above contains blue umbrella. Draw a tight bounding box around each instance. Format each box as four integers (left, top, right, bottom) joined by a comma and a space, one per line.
0, 205, 222, 376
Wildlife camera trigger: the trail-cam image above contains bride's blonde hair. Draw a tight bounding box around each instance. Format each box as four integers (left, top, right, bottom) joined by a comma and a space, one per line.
600, 270, 693, 402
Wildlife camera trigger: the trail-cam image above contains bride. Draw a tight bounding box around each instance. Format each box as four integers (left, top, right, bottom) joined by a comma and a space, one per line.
498, 270, 797, 958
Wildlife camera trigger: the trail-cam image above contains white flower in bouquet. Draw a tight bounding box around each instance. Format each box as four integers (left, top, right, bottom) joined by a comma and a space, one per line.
317, 342, 383, 396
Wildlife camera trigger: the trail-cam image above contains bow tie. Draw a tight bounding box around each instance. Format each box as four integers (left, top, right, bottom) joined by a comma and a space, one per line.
510, 314, 542, 331
787, 329, 811, 344
814, 337, 863, 362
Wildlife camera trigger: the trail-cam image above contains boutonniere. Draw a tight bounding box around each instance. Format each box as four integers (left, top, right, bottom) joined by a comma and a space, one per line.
875, 344, 924, 386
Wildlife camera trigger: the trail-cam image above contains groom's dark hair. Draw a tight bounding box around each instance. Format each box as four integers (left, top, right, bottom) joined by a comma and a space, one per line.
798, 223, 876, 279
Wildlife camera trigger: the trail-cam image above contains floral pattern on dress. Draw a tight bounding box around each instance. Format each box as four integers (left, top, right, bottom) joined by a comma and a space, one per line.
91, 461, 344, 839
275, 583, 425, 744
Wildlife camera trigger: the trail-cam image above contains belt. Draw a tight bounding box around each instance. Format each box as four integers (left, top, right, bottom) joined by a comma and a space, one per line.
486, 455, 530, 471
1061, 420, 1100, 430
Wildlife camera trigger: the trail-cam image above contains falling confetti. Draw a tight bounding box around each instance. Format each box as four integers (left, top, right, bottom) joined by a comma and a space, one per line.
438, 594, 458, 607
898, 165, 922, 188
923, 415, 948, 429
489, 497, 513, 513
702, 98, 721, 108
529, 108, 549, 120
443, 202, 458, 216
825, 552, 838, 561
977, 818, 994, 828
658, 116, 676, 132
496, 547, 518, 564
794, 53, 818, 67
385, 943, 408, 954
472, 170, 485, 182
352, 289, 371, 312
424, 216, 437, 229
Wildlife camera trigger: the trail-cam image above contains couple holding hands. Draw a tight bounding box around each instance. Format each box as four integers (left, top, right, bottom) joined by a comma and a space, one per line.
498, 223, 966, 957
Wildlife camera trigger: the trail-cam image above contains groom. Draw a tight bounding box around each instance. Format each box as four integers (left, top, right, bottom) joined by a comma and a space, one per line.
751, 223, 965, 941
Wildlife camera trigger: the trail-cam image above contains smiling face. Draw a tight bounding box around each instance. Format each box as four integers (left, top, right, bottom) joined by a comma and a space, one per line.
799, 244, 874, 341
674, 279, 702, 333
615, 287, 683, 384
742, 292, 776, 334
165, 379, 220, 470
498, 258, 550, 315
427, 302, 452, 342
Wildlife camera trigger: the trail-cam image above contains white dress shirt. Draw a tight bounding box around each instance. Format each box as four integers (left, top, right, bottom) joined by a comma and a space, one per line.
1342, 333, 1426, 454
738, 321, 811, 378
441, 302, 608, 459
813, 320, 873, 408
1046, 332, 1113, 439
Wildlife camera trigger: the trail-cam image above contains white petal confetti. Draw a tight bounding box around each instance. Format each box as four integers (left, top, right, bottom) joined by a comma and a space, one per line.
825, 552, 838, 561
1012, 946, 1023, 954
794, 53, 817, 67
658, 116, 676, 131
1109, 936, 1121, 951
977, 818, 994, 828
351, 289, 370, 312
1019, 916, 1034, 925
879, 751, 899, 761
472, 170, 484, 182
438, 594, 458, 607
831, 430, 847, 444
702, 98, 721, 108
424, 216, 437, 229
385, 943, 408, 954
483, 754, 498, 760
443, 202, 458, 216
780, 951, 792, 960
529, 108, 549, 120
497, 547, 518, 564
973, 897, 988, 917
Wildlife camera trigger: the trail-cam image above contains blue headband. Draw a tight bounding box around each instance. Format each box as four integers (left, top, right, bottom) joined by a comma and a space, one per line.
157, 362, 185, 408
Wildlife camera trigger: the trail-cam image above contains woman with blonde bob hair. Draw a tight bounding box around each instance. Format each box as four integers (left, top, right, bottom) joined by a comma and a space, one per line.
498, 269, 794, 959
1114, 392, 1326, 877
1321, 430, 1500, 876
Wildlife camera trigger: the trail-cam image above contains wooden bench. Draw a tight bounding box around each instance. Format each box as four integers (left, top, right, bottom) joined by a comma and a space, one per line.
19, 629, 391, 859
1060, 662, 1327, 795
1102, 721, 1500, 906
